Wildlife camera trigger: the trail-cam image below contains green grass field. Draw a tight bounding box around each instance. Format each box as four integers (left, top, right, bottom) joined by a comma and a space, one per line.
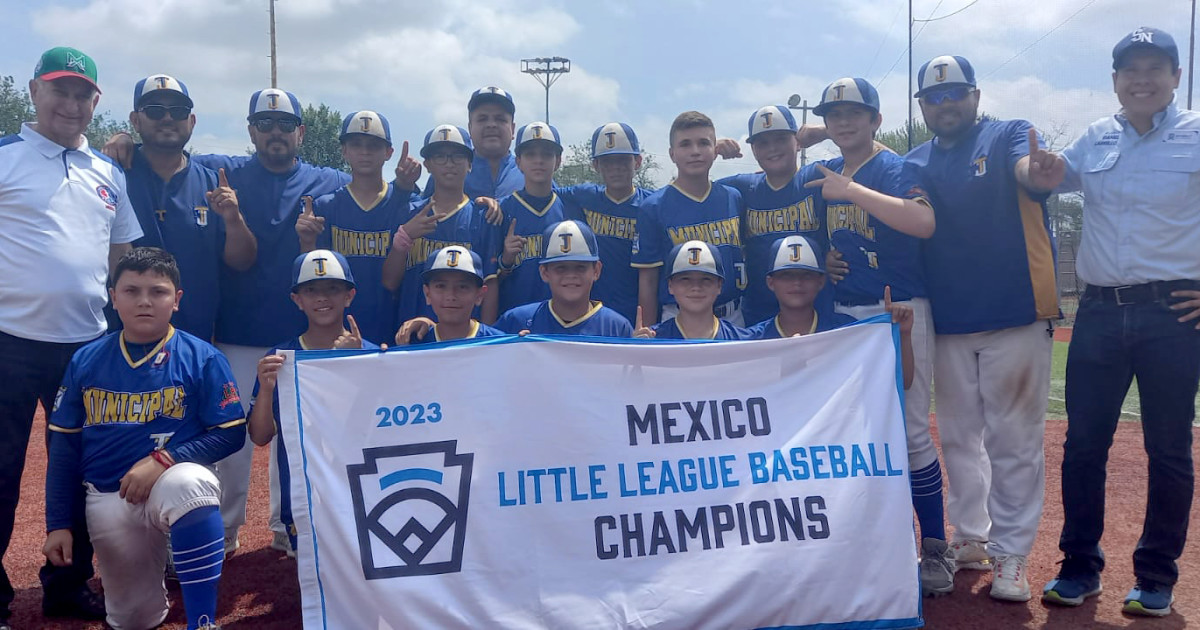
1047, 341, 1200, 424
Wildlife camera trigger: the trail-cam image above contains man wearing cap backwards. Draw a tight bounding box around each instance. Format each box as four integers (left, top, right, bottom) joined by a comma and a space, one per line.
0, 47, 142, 626
124, 74, 257, 341
1039, 27, 1200, 618
423, 87, 524, 200
904, 55, 1062, 602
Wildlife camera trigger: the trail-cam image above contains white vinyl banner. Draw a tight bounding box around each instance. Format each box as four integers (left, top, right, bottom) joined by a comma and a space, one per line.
277, 317, 921, 630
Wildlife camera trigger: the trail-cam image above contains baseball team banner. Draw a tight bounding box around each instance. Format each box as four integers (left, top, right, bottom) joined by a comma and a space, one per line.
276, 317, 921, 629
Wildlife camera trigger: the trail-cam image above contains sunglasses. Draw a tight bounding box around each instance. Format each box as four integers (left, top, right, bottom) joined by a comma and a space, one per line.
139, 104, 192, 121
252, 117, 299, 133
921, 86, 974, 105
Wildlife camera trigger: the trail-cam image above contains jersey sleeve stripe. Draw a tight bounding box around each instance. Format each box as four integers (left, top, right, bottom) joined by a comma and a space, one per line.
211, 418, 248, 430
631, 261, 663, 269
48, 424, 82, 434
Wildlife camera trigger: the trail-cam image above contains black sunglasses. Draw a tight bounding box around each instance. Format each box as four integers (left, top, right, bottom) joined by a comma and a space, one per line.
139, 104, 192, 121
252, 117, 299, 133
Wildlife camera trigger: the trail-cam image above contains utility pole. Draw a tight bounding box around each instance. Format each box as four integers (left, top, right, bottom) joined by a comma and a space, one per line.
520, 57, 571, 124
269, 0, 278, 88
787, 94, 815, 167
1190, 0, 1196, 108
907, 0, 914, 151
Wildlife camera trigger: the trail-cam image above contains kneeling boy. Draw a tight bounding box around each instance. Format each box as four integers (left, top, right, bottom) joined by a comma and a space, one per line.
45, 248, 245, 630
394, 246, 506, 344
495, 220, 632, 337
634, 240, 755, 340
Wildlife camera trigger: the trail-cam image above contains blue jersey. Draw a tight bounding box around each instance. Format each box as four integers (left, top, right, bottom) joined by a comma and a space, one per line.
748, 311, 856, 339
424, 152, 524, 200
496, 190, 565, 315
126, 149, 226, 340
397, 197, 501, 324
558, 183, 651, 324
495, 300, 632, 337
313, 183, 407, 345
632, 183, 745, 308
906, 120, 1058, 334
48, 327, 246, 493
410, 320, 506, 345
718, 169, 824, 324
252, 336, 379, 538
196, 154, 350, 347
824, 148, 929, 306
652, 317, 756, 340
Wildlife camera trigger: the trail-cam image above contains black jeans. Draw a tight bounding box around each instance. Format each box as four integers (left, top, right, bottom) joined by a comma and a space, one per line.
1059, 289, 1200, 585
0, 330, 95, 619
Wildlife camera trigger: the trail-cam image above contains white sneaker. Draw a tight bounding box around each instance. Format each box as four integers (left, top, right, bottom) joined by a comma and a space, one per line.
919, 538, 955, 597
223, 528, 240, 557
949, 539, 991, 571
990, 554, 1031, 602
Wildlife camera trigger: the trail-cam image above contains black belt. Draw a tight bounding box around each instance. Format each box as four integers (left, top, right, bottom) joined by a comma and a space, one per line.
1085, 280, 1200, 306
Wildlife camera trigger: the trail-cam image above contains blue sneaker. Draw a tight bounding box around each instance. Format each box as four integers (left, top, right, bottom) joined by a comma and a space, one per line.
1042, 571, 1102, 606
1122, 580, 1174, 617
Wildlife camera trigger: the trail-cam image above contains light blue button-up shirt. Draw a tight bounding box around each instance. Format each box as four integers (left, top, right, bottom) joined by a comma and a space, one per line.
1059, 97, 1200, 286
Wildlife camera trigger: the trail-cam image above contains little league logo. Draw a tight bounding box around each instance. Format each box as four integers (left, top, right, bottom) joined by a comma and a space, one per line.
347, 441, 474, 579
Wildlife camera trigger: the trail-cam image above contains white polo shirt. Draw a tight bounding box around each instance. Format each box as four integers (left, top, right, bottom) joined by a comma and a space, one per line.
0, 123, 143, 343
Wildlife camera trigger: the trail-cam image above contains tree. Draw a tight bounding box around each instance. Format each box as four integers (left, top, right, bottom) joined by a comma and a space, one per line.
875, 114, 999, 154
0, 75, 132, 144
555, 141, 662, 190
0, 76, 34, 137
297, 102, 347, 171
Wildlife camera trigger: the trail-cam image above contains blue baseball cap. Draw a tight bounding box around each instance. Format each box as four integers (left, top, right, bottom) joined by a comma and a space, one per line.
1113, 27, 1180, 70
667, 240, 725, 280
248, 88, 302, 121
467, 86, 515, 116
914, 56, 976, 97
422, 246, 484, 284
421, 124, 474, 160
768, 235, 824, 275
339, 110, 391, 145
591, 122, 641, 158
133, 74, 192, 108
515, 121, 562, 154
814, 78, 880, 117
747, 106, 798, 143
291, 249, 355, 291
541, 220, 600, 264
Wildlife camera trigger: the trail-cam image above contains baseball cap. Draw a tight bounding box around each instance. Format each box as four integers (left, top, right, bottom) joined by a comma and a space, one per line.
540, 220, 600, 264
515, 122, 562, 154
1113, 27, 1180, 70
467, 86, 516, 116
813, 78, 880, 117
590, 122, 641, 158
34, 47, 100, 93
291, 249, 355, 291
747, 106, 798, 143
421, 124, 474, 159
914, 56, 976, 97
133, 74, 192, 108
247, 88, 302, 121
339, 110, 391, 145
421, 246, 485, 284
667, 240, 725, 280
768, 235, 824, 275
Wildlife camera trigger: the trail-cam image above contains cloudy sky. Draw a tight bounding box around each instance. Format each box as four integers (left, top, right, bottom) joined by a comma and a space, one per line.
0, 0, 1188, 183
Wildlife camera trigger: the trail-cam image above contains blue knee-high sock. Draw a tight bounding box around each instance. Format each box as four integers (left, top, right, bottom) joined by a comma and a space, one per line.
170, 505, 224, 630
910, 460, 946, 541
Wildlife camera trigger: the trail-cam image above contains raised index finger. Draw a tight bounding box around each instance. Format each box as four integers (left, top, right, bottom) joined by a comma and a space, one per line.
1027, 127, 1039, 156
635, 305, 644, 329
347, 314, 361, 337
884, 285, 892, 309
217, 167, 229, 188
507, 218, 517, 238
302, 195, 315, 215
400, 140, 409, 162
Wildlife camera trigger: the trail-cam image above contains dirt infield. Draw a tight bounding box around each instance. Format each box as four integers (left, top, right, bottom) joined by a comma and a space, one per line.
4, 410, 1196, 629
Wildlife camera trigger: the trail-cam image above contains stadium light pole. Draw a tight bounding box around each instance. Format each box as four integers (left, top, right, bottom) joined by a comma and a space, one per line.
1190, 0, 1196, 108
269, 0, 278, 88
787, 94, 814, 167
521, 57, 571, 124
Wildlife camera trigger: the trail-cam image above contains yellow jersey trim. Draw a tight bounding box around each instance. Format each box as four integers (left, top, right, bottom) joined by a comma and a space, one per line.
550, 300, 604, 329
349, 183, 389, 212
513, 191, 558, 217
671, 182, 712, 203
120, 326, 176, 369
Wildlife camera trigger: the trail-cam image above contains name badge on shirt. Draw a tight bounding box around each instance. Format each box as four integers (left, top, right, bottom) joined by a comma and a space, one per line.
1165, 130, 1200, 144
194, 206, 208, 227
